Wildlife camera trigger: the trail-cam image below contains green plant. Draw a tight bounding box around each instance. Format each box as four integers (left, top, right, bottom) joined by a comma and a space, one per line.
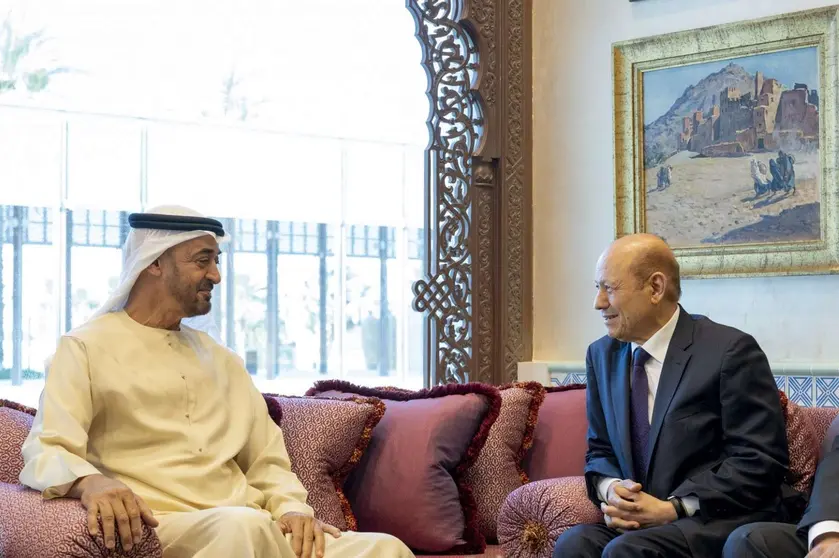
0, 17, 70, 95
0, 367, 44, 381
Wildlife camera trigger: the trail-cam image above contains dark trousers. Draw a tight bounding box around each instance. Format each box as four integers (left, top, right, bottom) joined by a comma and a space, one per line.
722, 522, 807, 558
553, 523, 691, 558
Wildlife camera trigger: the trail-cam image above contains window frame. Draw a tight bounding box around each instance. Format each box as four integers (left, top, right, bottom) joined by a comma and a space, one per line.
0, 0, 534, 390
408, 0, 533, 386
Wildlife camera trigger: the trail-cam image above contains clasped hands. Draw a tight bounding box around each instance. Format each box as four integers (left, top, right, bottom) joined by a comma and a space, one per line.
809, 533, 839, 557
73, 474, 340, 557
600, 479, 677, 531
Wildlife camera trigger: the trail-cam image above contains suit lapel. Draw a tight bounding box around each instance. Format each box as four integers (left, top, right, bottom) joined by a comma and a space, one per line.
610, 342, 634, 478
645, 308, 694, 475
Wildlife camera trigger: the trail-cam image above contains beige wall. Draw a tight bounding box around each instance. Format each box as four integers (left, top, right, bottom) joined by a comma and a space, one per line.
532, 0, 839, 364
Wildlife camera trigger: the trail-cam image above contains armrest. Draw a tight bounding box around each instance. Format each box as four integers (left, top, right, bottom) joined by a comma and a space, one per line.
0, 482, 163, 558
497, 476, 603, 558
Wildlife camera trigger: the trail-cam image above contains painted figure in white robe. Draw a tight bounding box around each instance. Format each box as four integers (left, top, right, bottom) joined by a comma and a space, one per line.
19, 206, 414, 558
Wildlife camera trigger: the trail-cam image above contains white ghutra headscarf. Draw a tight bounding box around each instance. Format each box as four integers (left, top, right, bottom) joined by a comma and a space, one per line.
89, 204, 229, 341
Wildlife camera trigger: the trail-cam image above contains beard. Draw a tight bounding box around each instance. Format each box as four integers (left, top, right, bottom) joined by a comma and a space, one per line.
166, 275, 214, 318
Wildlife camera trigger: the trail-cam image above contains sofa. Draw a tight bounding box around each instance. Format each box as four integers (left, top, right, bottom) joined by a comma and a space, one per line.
0, 383, 834, 558
0, 381, 580, 558
496, 392, 839, 557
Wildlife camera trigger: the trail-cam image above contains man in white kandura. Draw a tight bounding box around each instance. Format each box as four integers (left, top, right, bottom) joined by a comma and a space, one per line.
19, 205, 414, 558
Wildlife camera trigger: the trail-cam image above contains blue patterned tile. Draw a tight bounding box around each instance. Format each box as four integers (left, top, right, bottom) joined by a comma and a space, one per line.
774, 375, 787, 392
568, 373, 587, 385
816, 376, 839, 408
551, 373, 567, 387
788, 376, 813, 407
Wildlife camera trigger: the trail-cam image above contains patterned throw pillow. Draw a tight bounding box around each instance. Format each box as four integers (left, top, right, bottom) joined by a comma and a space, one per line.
462, 382, 546, 543
262, 394, 385, 531
804, 405, 839, 460
778, 390, 819, 494
306, 380, 502, 555
0, 399, 36, 484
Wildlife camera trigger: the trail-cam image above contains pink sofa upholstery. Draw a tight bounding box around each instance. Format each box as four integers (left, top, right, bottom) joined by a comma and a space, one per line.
496, 402, 839, 558
0, 403, 165, 558
0, 399, 502, 557
5, 389, 830, 558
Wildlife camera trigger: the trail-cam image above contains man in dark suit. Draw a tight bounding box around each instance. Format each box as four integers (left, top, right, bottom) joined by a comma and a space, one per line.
552, 234, 791, 558
723, 436, 839, 557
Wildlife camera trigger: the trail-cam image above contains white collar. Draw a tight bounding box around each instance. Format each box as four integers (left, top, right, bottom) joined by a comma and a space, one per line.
631, 306, 681, 364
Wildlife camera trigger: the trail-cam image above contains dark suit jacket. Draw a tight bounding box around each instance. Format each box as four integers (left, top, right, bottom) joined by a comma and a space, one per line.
799, 436, 839, 537
584, 307, 791, 557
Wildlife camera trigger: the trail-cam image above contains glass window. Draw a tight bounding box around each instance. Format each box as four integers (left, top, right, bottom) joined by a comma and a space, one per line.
67, 210, 128, 330
0, 206, 59, 407
0, 0, 429, 407
66, 118, 142, 211
0, 109, 62, 207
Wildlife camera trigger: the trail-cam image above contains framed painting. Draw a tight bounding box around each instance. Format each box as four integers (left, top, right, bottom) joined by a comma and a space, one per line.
613, 6, 839, 278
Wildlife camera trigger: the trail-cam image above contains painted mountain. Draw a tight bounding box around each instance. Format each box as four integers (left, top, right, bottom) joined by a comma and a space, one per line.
643, 63, 754, 168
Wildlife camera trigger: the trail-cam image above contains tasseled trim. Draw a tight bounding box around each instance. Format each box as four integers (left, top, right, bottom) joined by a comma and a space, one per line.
522, 520, 550, 554
307, 380, 503, 555
0, 399, 36, 416
262, 393, 283, 424
545, 382, 587, 393
778, 389, 790, 416
498, 382, 547, 485
332, 396, 386, 532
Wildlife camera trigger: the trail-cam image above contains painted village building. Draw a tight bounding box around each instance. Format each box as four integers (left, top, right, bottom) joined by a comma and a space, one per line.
679, 71, 819, 156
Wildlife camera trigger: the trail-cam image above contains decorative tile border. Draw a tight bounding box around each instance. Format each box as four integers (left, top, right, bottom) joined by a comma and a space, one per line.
517, 361, 839, 408
816, 377, 839, 408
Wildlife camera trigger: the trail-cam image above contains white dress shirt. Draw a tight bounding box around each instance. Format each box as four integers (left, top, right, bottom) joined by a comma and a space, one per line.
809, 521, 839, 550
596, 307, 700, 517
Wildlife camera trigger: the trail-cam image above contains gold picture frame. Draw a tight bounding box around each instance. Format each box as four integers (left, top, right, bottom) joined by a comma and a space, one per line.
613, 6, 839, 278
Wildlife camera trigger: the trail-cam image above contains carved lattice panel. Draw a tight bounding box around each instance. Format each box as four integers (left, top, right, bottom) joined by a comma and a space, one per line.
408, 0, 485, 385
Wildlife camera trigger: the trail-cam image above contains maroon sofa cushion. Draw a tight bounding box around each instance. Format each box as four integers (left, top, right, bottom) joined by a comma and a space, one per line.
262, 394, 385, 531
463, 382, 545, 543
0, 482, 162, 558
778, 391, 819, 494
498, 476, 602, 558
0, 400, 36, 484
802, 405, 839, 460
523, 384, 587, 481
306, 380, 501, 555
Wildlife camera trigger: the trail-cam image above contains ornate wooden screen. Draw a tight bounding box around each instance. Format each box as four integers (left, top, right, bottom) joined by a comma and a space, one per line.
407, 0, 532, 386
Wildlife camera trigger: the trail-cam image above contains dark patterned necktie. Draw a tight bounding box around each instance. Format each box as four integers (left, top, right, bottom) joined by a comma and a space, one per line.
630, 347, 652, 482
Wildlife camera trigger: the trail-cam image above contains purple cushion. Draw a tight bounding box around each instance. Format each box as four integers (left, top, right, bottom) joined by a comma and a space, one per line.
0, 400, 36, 484
498, 476, 603, 558
463, 382, 545, 543
523, 385, 588, 481
306, 380, 502, 555
262, 394, 385, 531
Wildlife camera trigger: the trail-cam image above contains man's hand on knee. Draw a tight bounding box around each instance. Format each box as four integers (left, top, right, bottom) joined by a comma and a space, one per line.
601, 480, 677, 530
70, 474, 159, 551
809, 534, 839, 557
278, 512, 342, 558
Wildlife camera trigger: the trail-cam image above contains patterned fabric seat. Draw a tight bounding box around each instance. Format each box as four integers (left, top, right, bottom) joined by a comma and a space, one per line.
0, 399, 503, 557
496, 396, 839, 558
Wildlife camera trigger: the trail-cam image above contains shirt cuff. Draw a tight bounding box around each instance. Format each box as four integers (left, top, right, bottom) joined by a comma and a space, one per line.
809, 521, 839, 550
597, 476, 621, 503
272, 501, 315, 522
680, 496, 699, 517
41, 461, 103, 499
667, 495, 699, 517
